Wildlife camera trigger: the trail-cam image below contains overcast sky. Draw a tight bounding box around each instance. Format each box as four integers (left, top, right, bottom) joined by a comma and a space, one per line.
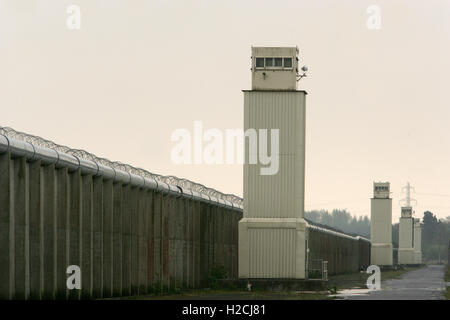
1, 0, 450, 221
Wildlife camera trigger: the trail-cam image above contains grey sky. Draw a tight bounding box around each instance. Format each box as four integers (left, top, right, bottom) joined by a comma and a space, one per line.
1, 0, 450, 220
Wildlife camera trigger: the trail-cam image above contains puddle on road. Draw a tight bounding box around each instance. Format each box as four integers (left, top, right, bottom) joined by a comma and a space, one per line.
329, 288, 379, 298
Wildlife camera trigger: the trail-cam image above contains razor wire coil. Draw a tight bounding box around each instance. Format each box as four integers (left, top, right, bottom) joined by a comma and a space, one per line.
0, 126, 243, 206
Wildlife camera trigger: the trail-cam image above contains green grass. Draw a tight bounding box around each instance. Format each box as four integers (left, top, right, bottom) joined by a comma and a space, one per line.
109, 267, 423, 300
117, 289, 331, 300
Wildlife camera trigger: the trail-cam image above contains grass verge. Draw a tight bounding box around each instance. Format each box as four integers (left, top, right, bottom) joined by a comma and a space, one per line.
123, 289, 331, 300
109, 267, 423, 300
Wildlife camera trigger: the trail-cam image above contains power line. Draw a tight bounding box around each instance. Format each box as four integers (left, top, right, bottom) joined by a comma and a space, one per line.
415, 192, 450, 198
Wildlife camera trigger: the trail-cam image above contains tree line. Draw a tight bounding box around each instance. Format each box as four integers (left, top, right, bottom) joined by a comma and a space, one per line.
305, 209, 370, 238
392, 211, 450, 263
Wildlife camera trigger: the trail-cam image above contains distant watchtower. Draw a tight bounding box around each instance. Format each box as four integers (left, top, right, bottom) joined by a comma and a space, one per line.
399, 207, 415, 264
373, 182, 390, 199
370, 182, 393, 266
398, 183, 416, 265
251, 47, 299, 90
239, 46, 308, 279
401, 207, 412, 218
413, 219, 422, 264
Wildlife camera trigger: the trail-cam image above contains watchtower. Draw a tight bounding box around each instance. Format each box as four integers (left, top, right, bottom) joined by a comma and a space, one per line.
239, 46, 308, 279
370, 182, 393, 266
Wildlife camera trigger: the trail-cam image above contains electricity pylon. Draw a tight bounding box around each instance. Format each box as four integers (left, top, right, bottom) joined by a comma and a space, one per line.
399, 182, 417, 209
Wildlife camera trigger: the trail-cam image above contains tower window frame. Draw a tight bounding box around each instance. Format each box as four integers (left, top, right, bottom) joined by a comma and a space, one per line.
274, 58, 283, 67
254, 56, 295, 69
255, 57, 265, 68
283, 57, 293, 68
265, 57, 274, 67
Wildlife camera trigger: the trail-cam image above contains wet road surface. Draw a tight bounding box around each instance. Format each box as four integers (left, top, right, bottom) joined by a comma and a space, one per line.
337, 265, 446, 300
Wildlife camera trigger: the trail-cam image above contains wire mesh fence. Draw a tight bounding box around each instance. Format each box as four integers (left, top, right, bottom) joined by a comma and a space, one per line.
308, 259, 328, 280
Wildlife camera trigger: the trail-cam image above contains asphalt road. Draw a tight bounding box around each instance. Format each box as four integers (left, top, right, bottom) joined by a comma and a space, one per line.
342, 265, 446, 300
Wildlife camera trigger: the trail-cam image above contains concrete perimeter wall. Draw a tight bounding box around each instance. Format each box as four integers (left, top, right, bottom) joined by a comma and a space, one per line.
0, 149, 241, 300
308, 227, 371, 275
0, 135, 372, 299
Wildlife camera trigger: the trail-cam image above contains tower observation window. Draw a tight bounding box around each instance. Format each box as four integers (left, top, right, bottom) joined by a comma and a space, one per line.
255, 57, 294, 68
255, 58, 264, 68
284, 58, 292, 68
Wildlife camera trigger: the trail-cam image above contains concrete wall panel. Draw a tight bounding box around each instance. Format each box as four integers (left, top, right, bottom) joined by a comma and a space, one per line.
137, 188, 147, 295
153, 192, 162, 290
42, 164, 56, 300
0, 152, 13, 299
112, 182, 122, 297
102, 179, 113, 298
145, 190, 154, 290
29, 160, 42, 300
92, 176, 103, 299
81, 174, 93, 299
13, 157, 28, 299
121, 185, 131, 297
162, 194, 170, 289
68, 169, 82, 300
130, 187, 139, 295
55, 167, 69, 300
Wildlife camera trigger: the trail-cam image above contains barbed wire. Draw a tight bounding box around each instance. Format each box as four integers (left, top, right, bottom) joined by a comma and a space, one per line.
0, 126, 243, 206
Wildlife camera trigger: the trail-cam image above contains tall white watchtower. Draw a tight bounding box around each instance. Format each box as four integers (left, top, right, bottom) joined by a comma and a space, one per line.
413, 219, 422, 264
239, 46, 308, 279
399, 207, 415, 264
370, 182, 393, 266
398, 183, 416, 265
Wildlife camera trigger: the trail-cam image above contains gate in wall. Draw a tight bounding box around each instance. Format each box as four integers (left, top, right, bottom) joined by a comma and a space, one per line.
307, 259, 328, 280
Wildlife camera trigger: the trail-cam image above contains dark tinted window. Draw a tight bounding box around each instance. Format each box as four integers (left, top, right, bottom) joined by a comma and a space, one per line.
265, 58, 273, 67
284, 58, 292, 68
255, 58, 264, 67
274, 58, 282, 67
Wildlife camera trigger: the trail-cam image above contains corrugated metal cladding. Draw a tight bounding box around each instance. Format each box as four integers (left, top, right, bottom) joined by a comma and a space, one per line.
244, 91, 306, 219
399, 217, 413, 249
248, 228, 296, 278
370, 198, 392, 244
